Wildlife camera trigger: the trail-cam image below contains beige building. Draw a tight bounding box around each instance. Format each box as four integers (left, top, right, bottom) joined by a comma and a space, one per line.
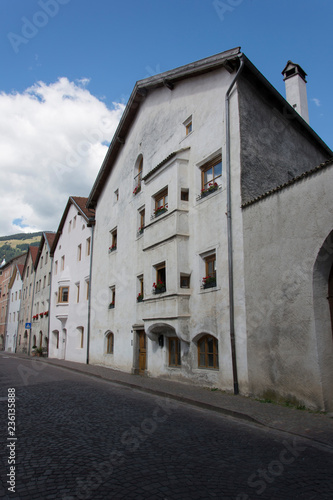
31, 232, 55, 354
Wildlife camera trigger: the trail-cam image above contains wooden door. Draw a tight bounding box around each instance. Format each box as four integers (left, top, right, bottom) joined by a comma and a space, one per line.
138, 330, 146, 374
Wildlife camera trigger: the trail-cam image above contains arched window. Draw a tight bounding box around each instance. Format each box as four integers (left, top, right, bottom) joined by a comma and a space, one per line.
197, 335, 219, 369
32, 335, 37, 347
106, 332, 114, 354
133, 155, 143, 195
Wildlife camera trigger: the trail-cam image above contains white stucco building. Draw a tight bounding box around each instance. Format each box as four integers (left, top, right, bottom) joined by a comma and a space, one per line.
6, 262, 24, 352
49, 197, 95, 363
86, 48, 332, 410
17, 247, 38, 354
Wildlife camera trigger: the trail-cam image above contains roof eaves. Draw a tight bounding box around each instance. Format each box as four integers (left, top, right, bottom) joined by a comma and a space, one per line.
241, 158, 333, 208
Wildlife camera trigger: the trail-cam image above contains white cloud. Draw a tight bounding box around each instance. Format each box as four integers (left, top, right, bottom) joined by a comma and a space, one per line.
311, 98, 321, 107
0, 78, 124, 236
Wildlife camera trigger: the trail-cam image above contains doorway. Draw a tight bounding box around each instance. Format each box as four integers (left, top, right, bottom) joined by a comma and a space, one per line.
138, 330, 146, 374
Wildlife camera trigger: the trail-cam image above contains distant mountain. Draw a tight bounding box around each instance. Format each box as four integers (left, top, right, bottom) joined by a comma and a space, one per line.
0, 232, 43, 264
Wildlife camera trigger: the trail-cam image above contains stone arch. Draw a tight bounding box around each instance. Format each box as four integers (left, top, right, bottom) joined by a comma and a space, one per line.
313, 229, 333, 410
104, 330, 114, 354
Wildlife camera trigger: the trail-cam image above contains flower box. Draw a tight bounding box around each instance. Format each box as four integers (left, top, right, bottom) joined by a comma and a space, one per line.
137, 226, 144, 236
153, 281, 166, 294
202, 276, 216, 289
109, 302, 115, 309
133, 185, 141, 196
109, 245, 117, 253
154, 204, 168, 218
137, 293, 143, 302
199, 183, 219, 199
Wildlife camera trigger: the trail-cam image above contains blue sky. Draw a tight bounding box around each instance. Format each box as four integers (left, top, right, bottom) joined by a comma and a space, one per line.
0, 0, 332, 235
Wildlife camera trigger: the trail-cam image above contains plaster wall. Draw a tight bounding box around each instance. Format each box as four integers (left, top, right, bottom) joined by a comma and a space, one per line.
242, 165, 333, 410
49, 204, 92, 363
89, 68, 249, 392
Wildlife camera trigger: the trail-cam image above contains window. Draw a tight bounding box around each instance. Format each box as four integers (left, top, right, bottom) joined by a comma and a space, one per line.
106, 332, 114, 354
58, 286, 69, 303
54, 261, 58, 275
201, 155, 222, 194
133, 156, 143, 195
183, 115, 193, 136
154, 188, 168, 217
61, 256, 65, 271
180, 274, 190, 289
86, 237, 91, 257
137, 275, 144, 302
48, 273, 51, 286
153, 262, 166, 293
110, 229, 117, 252
203, 253, 216, 289
181, 189, 189, 201
43, 276, 46, 289
73, 216, 76, 229
45, 252, 48, 265
77, 244, 82, 262
41, 257, 43, 268
68, 220, 72, 233
76, 283, 80, 303
114, 189, 119, 202
86, 280, 89, 300
169, 337, 181, 367
138, 208, 145, 235
78, 327, 84, 349
109, 286, 115, 308
198, 335, 219, 369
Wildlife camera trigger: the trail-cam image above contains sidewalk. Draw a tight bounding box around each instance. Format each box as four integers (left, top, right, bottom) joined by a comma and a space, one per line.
6, 352, 333, 448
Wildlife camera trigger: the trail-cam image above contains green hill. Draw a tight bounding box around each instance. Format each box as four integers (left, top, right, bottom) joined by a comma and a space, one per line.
0, 232, 43, 264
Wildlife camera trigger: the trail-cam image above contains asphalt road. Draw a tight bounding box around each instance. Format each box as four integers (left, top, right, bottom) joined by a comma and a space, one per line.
0, 354, 332, 500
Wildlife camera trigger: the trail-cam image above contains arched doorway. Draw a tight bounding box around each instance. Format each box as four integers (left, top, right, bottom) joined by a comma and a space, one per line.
328, 264, 333, 336
313, 230, 333, 411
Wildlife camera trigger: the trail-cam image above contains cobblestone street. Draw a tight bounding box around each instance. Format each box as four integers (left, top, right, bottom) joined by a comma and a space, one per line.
1, 355, 333, 499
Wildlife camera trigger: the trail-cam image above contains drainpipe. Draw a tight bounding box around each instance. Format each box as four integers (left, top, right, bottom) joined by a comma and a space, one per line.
225, 55, 245, 395
86, 221, 95, 364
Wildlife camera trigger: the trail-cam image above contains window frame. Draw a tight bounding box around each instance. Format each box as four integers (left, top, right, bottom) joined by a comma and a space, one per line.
106, 332, 114, 354
58, 286, 69, 304
197, 335, 219, 369
201, 155, 222, 192
154, 188, 168, 217
168, 337, 181, 367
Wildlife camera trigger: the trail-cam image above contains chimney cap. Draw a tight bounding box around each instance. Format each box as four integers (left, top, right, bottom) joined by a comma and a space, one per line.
282, 61, 307, 82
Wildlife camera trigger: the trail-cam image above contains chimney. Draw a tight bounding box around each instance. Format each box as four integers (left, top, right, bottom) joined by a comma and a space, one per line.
282, 61, 309, 124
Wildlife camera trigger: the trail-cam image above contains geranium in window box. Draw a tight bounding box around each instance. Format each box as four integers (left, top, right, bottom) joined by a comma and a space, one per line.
137, 226, 144, 236
200, 182, 219, 198
109, 301, 115, 309
154, 204, 168, 218
39, 312, 44, 318
109, 244, 117, 253
153, 280, 166, 294
202, 275, 216, 289
133, 185, 141, 195
137, 293, 143, 302
44, 311, 48, 317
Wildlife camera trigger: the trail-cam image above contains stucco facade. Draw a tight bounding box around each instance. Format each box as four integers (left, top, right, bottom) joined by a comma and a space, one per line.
242, 160, 333, 410
16, 247, 38, 354
6, 263, 24, 352
49, 197, 94, 363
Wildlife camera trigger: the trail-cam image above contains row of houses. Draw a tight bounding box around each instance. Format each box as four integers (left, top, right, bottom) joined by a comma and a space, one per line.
1, 47, 333, 411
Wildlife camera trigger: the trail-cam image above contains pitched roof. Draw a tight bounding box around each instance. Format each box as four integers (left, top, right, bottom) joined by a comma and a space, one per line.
86, 47, 332, 209
17, 264, 24, 278
35, 231, 56, 268
241, 158, 333, 208
50, 196, 95, 255
30, 246, 39, 266
45, 232, 56, 249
